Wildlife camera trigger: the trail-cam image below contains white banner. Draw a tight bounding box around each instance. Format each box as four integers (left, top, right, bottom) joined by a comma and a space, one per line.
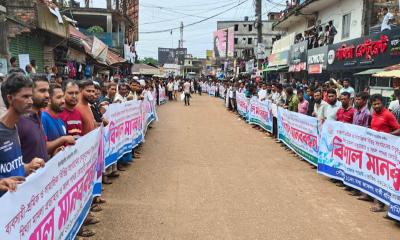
0, 129, 101, 240
103, 100, 143, 168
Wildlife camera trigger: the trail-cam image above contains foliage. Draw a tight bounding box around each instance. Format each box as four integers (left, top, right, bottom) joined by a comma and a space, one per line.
136, 57, 159, 66
87, 26, 105, 33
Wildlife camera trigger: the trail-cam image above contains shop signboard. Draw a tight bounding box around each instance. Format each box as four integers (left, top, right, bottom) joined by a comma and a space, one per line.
289, 40, 308, 72
307, 45, 328, 74
327, 29, 400, 71
268, 50, 289, 67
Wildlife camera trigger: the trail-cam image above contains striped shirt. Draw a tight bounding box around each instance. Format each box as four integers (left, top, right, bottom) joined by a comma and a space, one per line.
353, 105, 371, 127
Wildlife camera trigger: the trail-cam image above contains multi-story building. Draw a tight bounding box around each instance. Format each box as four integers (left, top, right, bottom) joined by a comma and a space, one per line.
217, 15, 282, 60
268, 0, 400, 97
64, 0, 139, 56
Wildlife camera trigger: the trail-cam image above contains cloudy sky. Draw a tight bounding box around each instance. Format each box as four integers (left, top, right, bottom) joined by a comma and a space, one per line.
137, 0, 285, 59
76, 0, 285, 59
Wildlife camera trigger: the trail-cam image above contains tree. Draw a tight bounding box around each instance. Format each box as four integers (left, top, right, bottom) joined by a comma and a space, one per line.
87, 26, 104, 33
136, 57, 158, 66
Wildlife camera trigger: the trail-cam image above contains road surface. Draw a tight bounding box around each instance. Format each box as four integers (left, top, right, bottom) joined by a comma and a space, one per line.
90, 95, 399, 240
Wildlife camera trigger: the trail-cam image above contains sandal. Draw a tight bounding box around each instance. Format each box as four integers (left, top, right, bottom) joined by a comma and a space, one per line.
77, 228, 95, 237
370, 205, 385, 212
90, 204, 102, 212
84, 216, 100, 225
93, 197, 106, 204
357, 194, 373, 202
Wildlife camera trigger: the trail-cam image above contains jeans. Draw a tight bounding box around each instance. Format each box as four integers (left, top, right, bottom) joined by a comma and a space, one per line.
184, 93, 191, 105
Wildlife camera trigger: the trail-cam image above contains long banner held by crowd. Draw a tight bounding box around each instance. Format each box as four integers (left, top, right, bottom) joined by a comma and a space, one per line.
277, 107, 319, 166
318, 120, 400, 221
103, 100, 144, 169
248, 98, 273, 132
236, 92, 249, 120
0, 129, 101, 240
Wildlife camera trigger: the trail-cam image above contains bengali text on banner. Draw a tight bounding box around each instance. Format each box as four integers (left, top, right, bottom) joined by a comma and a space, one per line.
103, 100, 144, 169
0, 129, 101, 240
318, 120, 400, 220
248, 98, 273, 132
277, 107, 319, 165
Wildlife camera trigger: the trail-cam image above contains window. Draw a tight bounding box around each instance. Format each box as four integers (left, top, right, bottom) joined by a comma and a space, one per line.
342, 13, 351, 39
248, 38, 252, 45
249, 25, 253, 32
234, 38, 238, 44
234, 24, 238, 31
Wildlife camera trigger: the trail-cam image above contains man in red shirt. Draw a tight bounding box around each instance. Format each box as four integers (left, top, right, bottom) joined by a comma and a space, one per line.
336, 92, 355, 124
369, 94, 400, 213
75, 80, 96, 136
371, 94, 400, 135
59, 81, 83, 139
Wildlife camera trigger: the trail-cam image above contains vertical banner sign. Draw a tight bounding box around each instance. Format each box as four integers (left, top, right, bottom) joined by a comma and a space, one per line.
103, 101, 143, 168
158, 86, 167, 105
236, 92, 249, 120
0, 129, 101, 240
248, 98, 273, 132
277, 107, 319, 165
318, 121, 400, 221
209, 85, 216, 96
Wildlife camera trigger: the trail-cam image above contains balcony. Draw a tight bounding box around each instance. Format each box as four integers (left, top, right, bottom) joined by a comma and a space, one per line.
273, 0, 337, 30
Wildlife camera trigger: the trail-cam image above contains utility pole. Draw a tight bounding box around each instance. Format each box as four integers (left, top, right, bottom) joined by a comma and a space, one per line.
255, 0, 262, 70
178, 21, 184, 49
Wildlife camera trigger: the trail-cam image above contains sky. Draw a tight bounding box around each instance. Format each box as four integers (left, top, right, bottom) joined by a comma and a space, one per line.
137, 0, 285, 60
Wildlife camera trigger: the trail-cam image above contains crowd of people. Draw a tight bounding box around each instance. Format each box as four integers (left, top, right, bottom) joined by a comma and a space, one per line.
0, 61, 178, 237
202, 76, 400, 218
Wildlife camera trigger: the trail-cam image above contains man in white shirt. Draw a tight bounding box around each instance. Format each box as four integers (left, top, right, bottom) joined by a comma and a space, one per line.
258, 83, 268, 101
321, 88, 341, 123
173, 80, 179, 100
339, 78, 355, 98
313, 89, 328, 120
183, 80, 191, 106
167, 80, 174, 100
381, 7, 394, 31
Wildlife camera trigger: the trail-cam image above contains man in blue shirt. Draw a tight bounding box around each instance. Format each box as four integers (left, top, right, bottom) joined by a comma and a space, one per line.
0, 73, 45, 195
42, 84, 75, 157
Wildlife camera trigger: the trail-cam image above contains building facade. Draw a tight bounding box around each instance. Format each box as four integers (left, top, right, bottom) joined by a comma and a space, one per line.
217, 17, 282, 60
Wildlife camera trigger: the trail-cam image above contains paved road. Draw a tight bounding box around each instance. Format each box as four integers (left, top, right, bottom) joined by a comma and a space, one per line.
91, 95, 399, 240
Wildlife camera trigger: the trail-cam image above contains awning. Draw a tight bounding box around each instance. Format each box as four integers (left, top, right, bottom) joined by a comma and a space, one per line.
384, 64, 400, 71
373, 70, 400, 78
353, 69, 384, 75
68, 25, 125, 66
263, 66, 288, 72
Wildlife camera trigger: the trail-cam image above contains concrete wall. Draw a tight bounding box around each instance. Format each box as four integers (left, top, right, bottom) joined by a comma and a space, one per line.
281, 0, 364, 44
217, 20, 281, 58
318, 0, 364, 43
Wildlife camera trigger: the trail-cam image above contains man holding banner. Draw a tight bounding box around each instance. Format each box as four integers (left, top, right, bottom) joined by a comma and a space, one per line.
0, 73, 45, 195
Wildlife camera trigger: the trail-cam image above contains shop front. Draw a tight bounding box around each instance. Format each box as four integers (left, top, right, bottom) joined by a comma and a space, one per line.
288, 40, 308, 80
307, 45, 330, 82
326, 28, 400, 95
265, 50, 290, 82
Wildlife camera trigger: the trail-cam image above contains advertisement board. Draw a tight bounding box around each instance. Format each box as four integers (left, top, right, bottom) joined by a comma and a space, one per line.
213, 27, 234, 59
158, 48, 187, 66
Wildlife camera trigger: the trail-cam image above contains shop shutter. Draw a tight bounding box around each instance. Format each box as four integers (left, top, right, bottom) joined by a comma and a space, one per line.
9, 34, 44, 72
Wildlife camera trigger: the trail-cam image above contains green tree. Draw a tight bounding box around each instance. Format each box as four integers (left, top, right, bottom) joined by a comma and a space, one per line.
87, 26, 104, 33
137, 57, 159, 66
